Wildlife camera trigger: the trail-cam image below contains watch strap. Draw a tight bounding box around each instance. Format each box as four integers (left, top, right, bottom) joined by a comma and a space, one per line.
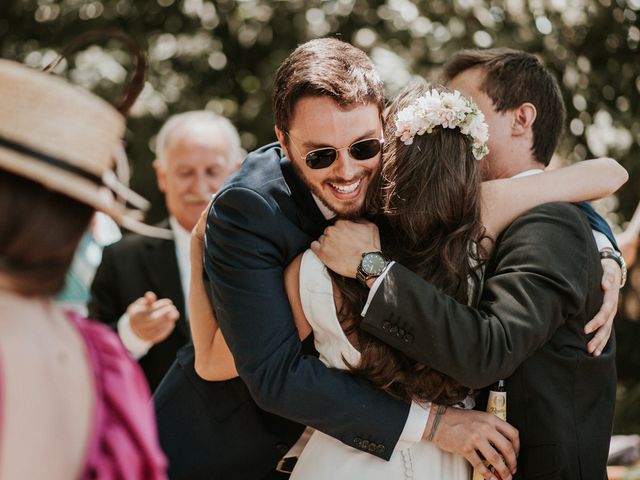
600, 249, 627, 288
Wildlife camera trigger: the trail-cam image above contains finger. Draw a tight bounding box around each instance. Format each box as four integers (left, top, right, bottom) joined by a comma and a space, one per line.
585, 298, 617, 343
310, 240, 320, 253
584, 291, 617, 335
487, 428, 517, 474
150, 298, 176, 310
587, 323, 612, 357
465, 451, 493, 480
150, 305, 180, 322
584, 310, 605, 337
476, 439, 512, 480
353, 218, 374, 226
144, 291, 157, 304
495, 421, 520, 458
334, 219, 354, 227
130, 296, 150, 310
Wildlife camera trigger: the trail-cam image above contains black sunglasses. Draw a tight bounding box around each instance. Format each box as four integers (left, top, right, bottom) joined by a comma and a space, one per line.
285, 133, 384, 169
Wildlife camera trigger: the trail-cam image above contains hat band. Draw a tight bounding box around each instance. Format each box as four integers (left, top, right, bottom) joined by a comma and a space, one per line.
0, 135, 103, 186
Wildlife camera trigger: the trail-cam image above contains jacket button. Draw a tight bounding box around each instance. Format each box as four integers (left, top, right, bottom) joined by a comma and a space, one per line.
382, 321, 391, 331
276, 443, 289, 454
403, 333, 413, 343
376, 444, 385, 454
353, 437, 362, 447
368, 443, 377, 452
361, 439, 370, 449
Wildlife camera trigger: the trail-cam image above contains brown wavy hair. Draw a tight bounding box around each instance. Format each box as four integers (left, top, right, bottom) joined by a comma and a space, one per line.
272, 37, 384, 132
331, 83, 489, 405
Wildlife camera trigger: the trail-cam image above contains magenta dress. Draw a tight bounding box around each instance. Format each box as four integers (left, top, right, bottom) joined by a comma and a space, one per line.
1, 311, 168, 479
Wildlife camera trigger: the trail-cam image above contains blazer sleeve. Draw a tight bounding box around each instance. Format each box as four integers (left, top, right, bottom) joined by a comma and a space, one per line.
360, 202, 599, 389
205, 186, 410, 460
87, 244, 121, 328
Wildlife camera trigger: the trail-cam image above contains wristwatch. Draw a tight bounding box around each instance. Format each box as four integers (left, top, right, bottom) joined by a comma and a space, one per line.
600, 248, 627, 288
356, 251, 390, 285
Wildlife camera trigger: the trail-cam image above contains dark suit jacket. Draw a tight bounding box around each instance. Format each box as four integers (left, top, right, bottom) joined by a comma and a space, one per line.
88, 222, 190, 391
155, 143, 414, 479
362, 202, 616, 479
154, 341, 312, 480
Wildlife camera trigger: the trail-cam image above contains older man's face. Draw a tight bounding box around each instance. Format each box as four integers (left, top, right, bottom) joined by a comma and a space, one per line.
277, 96, 383, 219
155, 127, 235, 231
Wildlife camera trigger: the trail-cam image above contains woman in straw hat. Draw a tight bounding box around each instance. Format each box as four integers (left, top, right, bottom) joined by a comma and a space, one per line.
0, 59, 167, 478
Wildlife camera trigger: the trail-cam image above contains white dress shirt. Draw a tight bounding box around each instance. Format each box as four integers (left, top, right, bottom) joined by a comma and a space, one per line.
117, 217, 191, 359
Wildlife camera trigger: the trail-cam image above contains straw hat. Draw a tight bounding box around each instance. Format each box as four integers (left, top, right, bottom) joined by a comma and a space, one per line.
0, 59, 171, 238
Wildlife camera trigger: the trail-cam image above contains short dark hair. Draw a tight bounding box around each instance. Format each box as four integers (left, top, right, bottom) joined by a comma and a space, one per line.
442, 48, 565, 166
0, 169, 93, 296
272, 38, 385, 132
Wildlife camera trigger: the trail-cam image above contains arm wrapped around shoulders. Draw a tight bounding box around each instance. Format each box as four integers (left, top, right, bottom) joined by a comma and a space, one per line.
204, 185, 411, 459
361, 202, 600, 389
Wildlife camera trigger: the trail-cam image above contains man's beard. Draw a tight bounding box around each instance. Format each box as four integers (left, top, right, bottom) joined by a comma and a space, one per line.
290, 160, 376, 220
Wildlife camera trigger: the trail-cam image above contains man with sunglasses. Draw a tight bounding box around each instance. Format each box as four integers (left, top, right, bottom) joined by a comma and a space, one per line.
155, 38, 521, 480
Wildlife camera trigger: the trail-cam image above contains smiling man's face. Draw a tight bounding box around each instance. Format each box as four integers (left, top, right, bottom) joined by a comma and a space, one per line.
277, 96, 383, 219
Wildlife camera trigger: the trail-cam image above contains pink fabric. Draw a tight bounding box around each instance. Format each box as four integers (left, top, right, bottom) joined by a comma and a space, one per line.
68, 311, 168, 480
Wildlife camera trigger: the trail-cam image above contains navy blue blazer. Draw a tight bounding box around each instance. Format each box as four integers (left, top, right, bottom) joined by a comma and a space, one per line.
204, 142, 411, 460
577, 202, 618, 250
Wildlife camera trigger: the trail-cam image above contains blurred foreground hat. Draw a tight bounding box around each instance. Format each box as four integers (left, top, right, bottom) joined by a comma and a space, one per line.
0, 59, 171, 238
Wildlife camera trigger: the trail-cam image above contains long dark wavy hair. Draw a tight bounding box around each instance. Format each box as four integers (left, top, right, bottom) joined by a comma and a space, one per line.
330, 83, 489, 405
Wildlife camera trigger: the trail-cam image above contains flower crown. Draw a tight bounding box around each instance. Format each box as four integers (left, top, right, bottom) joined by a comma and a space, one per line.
394, 88, 490, 160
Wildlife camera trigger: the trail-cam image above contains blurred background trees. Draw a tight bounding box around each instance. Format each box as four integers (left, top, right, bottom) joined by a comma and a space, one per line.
1, 0, 639, 430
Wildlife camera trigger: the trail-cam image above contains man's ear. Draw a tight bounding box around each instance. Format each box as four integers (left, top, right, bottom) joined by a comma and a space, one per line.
274, 126, 286, 146
274, 127, 291, 159
152, 159, 167, 193
511, 102, 537, 136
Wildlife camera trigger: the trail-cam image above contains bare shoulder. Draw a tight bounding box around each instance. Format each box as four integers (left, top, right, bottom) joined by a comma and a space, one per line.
284, 253, 303, 283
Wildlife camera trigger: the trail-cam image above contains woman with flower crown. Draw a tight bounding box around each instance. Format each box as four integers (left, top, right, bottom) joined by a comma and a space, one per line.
187, 83, 625, 479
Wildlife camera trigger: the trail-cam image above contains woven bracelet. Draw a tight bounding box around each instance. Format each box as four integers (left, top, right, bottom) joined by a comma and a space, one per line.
427, 405, 447, 442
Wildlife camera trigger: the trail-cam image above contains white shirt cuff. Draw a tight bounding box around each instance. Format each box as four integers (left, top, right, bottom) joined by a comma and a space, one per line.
398, 401, 431, 444
361, 261, 396, 316
593, 230, 613, 252
117, 312, 152, 359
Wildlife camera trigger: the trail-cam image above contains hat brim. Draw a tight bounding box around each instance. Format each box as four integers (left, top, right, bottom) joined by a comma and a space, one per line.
0, 146, 172, 240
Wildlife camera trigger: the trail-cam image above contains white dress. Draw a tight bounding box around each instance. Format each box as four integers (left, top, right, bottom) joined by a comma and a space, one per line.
290, 250, 471, 480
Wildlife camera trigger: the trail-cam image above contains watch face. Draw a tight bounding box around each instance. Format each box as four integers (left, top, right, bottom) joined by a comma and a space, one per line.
362, 252, 387, 276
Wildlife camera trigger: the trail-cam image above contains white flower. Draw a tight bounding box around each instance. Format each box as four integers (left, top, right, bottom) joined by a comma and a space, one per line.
393, 88, 490, 160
